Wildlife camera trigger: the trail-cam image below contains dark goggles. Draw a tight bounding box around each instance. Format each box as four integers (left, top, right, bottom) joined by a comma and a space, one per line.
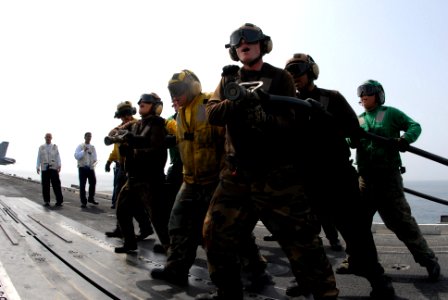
285, 62, 310, 77
226, 28, 264, 48
168, 82, 188, 98
357, 84, 380, 97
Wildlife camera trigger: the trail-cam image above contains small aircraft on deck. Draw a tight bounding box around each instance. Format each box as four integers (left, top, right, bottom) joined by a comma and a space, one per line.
0, 141, 16, 165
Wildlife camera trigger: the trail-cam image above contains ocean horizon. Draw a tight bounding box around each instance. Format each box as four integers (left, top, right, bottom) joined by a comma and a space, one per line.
3, 170, 448, 224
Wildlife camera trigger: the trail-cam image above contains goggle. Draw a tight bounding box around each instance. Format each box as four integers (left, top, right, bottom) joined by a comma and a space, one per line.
285, 62, 310, 77
226, 28, 264, 48
357, 84, 381, 97
168, 82, 187, 98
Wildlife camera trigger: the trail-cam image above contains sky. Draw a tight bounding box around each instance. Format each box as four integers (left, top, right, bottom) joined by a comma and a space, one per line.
1, 0, 447, 186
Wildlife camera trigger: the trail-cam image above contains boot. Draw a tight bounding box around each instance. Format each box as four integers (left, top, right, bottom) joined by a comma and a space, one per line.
335, 257, 353, 274
114, 242, 137, 253
151, 267, 188, 286
105, 227, 123, 238
425, 258, 441, 282
285, 279, 312, 297
369, 274, 395, 300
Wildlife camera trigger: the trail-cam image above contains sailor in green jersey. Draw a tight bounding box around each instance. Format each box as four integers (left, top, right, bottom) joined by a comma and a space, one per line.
351, 79, 440, 282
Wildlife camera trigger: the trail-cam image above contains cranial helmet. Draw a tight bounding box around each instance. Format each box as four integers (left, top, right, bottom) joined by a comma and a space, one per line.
285, 53, 319, 80
138, 93, 163, 116
225, 23, 273, 62
114, 101, 136, 118
357, 79, 386, 105
168, 69, 202, 98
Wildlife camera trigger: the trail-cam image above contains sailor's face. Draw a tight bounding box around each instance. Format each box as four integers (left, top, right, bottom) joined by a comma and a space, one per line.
139, 102, 152, 116
236, 39, 261, 65
291, 72, 310, 93
359, 94, 377, 111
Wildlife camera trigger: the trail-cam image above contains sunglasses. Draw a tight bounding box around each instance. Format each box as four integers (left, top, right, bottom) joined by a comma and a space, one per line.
226, 28, 264, 48
357, 84, 380, 97
285, 62, 310, 77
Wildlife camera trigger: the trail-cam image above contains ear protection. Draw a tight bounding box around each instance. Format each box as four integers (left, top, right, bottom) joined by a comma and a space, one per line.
139, 93, 164, 116
306, 55, 320, 80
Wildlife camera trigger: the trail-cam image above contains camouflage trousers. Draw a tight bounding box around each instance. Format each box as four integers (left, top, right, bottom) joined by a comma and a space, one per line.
166, 181, 217, 274
117, 179, 171, 248
203, 166, 338, 299
360, 169, 437, 265
167, 181, 267, 276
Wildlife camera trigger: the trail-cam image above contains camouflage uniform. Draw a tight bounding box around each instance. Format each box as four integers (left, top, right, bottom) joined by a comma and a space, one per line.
203, 63, 338, 299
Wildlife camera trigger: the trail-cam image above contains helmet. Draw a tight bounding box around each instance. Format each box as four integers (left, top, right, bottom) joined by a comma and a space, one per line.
285, 53, 319, 80
168, 69, 202, 98
114, 101, 136, 118
357, 79, 385, 105
225, 23, 273, 62
138, 93, 163, 116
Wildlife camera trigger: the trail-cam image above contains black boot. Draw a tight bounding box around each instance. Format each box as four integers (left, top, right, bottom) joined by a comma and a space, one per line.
150, 267, 188, 286
105, 227, 123, 238
369, 274, 395, 300
114, 242, 137, 253
425, 258, 441, 282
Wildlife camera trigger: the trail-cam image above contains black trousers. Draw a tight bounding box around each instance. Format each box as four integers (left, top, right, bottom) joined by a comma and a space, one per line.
78, 167, 96, 204
41, 169, 63, 203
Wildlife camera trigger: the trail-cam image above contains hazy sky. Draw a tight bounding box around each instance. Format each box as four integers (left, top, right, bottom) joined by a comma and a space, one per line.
1, 0, 447, 184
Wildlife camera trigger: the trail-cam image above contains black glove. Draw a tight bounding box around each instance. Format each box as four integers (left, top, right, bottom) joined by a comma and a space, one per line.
221, 64, 240, 77
394, 137, 410, 152
105, 161, 111, 172
245, 104, 268, 126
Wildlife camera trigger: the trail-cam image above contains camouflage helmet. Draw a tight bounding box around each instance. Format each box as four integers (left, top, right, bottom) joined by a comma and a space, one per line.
168, 69, 202, 98
114, 101, 136, 118
285, 53, 319, 80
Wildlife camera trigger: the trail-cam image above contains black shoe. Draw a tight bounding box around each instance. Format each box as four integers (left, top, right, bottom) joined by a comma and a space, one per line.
44, 202, 50, 207
263, 234, 277, 241
150, 267, 188, 286
88, 199, 99, 205
136, 227, 154, 241
426, 258, 441, 282
153, 243, 167, 254
114, 244, 137, 253
285, 280, 312, 297
244, 271, 273, 292
111, 204, 116, 209
330, 239, 343, 251
105, 229, 123, 238
55, 202, 63, 207
81, 203, 87, 208
369, 275, 395, 300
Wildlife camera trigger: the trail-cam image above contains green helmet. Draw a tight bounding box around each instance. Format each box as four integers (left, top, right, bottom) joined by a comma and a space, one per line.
357, 79, 385, 105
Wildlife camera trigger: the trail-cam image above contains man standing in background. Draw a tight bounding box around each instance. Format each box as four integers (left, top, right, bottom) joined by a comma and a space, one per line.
36, 133, 64, 207
74, 132, 98, 208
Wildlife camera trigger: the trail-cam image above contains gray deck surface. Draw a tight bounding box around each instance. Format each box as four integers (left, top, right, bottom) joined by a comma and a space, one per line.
0, 172, 446, 300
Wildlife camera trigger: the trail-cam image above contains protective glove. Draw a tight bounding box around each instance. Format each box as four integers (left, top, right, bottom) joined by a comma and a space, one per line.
105, 161, 111, 172
221, 64, 240, 77
394, 137, 410, 152
245, 104, 268, 126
